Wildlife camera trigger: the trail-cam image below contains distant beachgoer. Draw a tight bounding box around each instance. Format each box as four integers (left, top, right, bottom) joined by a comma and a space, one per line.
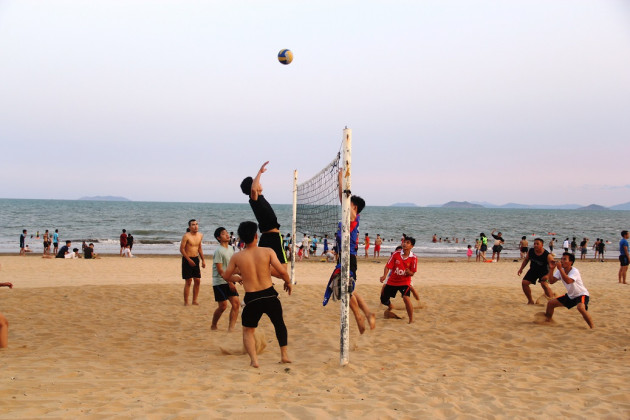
127, 233, 134, 250
619, 230, 629, 284
220, 221, 292, 368
570, 237, 577, 254
479, 233, 488, 261
519, 236, 529, 259
597, 240, 605, 262
122, 245, 134, 258
19, 229, 27, 256
64, 247, 81, 259
593, 238, 600, 260
240, 161, 288, 278
475, 239, 481, 262
364, 233, 370, 259
563, 238, 570, 253
0, 276, 13, 348
83, 243, 100, 259
56, 240, 72, 258
180, 219, 206, 306
43, 230, 50, 255
120, 229, 128, 256
545, 252, 594, 329
579, 238, 588, 260
211, 227, 241, 332
301, 235, 310, 259
374, 234, 382, 258
491, 229, 504, 262
380, 236, 418, 323
52, 229, 59, 255
467, 245, 473, 262
322, 234, 329, 256
517, 238, 555, 304
548, 237, 555, 254
311, 234, 318, 255
432, 234, 437, 243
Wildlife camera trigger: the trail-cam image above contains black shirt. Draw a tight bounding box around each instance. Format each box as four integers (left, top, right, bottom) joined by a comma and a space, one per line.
249, 195, 280, 232
56, 245, 69, 258
527, 248, 550, 274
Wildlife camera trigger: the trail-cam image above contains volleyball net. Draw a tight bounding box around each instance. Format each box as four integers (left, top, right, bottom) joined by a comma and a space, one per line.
290, 128, 353, 366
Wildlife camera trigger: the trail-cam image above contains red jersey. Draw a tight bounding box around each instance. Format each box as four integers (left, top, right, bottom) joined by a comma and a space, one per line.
385, 250, 417, 286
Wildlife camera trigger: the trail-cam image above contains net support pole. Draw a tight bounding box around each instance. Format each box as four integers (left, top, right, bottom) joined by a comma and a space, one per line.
291, 170, 298, 284
340, 127, 352, 366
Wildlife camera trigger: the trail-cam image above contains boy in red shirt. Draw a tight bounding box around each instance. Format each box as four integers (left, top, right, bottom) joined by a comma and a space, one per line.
380, 236, 418, 323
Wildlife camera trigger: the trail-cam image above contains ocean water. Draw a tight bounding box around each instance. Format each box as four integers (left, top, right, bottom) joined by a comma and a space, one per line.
1, 198, 628, 258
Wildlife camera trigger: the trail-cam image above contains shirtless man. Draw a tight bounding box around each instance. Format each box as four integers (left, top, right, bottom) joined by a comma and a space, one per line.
180, 219, 206, 306
517, 238, 555, 304
374, 234, 383, 258
519, 236, 529, 259
221, 221, 292, 368
240, 161, 288, 278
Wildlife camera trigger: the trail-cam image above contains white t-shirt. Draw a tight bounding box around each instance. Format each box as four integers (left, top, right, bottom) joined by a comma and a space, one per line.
563, 240, 570, 249
553, 266, 589, 299
64, 252, 78, 259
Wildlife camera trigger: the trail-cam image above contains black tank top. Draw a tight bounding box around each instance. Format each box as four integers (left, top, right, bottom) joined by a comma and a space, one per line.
528, 248, 549, 273
249, 195, 280, 232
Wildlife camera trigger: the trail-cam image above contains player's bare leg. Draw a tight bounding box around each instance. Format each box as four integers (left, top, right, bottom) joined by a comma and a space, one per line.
192, 278, 200, 305
521, 280, 535, 304
228, 296, 240, 332
280, 346, 291, 364
577, 303, 594, 329
211, 300, 227, 330
403, 295, 414, 324
243, 327, 259, 368
544, 299, 562, 322
183, 279, 192, 305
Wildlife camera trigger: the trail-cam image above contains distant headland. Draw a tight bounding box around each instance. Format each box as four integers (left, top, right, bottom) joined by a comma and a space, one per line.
78, 196, 131, 202
390, 200, 630, 210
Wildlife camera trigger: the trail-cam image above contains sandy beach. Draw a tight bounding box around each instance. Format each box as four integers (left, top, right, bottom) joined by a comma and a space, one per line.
1, 254, 629, 418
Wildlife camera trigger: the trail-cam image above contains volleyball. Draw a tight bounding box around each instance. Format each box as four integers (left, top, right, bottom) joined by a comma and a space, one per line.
278, 49, 293, 65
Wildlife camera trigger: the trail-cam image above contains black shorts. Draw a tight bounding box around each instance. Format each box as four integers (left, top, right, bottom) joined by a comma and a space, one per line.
581, 248, 587, 255
620, 255, 629, 267
213, 283, 239, 302
520, 247, 528, 253
523, 269, 548, 284
182, 256, 201, 279
492, 245, 503, 253
480, 244, 487, 252
557, 294, 589, 310
380, 284, 411, 306
241, 286, 288, 347
258, 232, 287, 264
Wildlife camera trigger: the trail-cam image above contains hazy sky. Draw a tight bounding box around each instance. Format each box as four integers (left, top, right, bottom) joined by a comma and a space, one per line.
1, 0, 629, 206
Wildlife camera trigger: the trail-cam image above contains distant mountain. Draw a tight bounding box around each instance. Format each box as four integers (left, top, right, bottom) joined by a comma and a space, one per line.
441, 201, 484, 209
577, 204, 609, 211
390, 202, 419, 207
79, 196, 131, 202
610, 201, 630, 210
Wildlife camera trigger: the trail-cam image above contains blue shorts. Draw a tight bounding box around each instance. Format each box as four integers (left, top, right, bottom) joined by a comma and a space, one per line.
213, 283, 239, 302
620, 255, 629, 267
557, 294, 589, 310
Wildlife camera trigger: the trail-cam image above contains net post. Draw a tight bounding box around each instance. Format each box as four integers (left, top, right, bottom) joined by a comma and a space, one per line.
291, 170, 298, 284
340, 127, 352, 366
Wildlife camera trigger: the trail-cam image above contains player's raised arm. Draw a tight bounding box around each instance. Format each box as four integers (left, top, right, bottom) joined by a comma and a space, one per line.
250, 161, 269, 201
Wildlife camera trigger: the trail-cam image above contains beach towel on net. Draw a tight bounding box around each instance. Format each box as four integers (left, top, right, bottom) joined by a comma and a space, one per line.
322, 263, 356, 306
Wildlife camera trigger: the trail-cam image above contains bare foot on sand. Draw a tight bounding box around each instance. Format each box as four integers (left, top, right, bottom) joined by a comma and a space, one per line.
250, 361, 259, 368
211, 325, 218, 331
192, 301, 199, 306
356, 315, 366, 334
384, 309, 403, 319
368, 313, 376, 330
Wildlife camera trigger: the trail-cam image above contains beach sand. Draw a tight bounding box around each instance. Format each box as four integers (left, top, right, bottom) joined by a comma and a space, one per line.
1, 255, 629, 418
